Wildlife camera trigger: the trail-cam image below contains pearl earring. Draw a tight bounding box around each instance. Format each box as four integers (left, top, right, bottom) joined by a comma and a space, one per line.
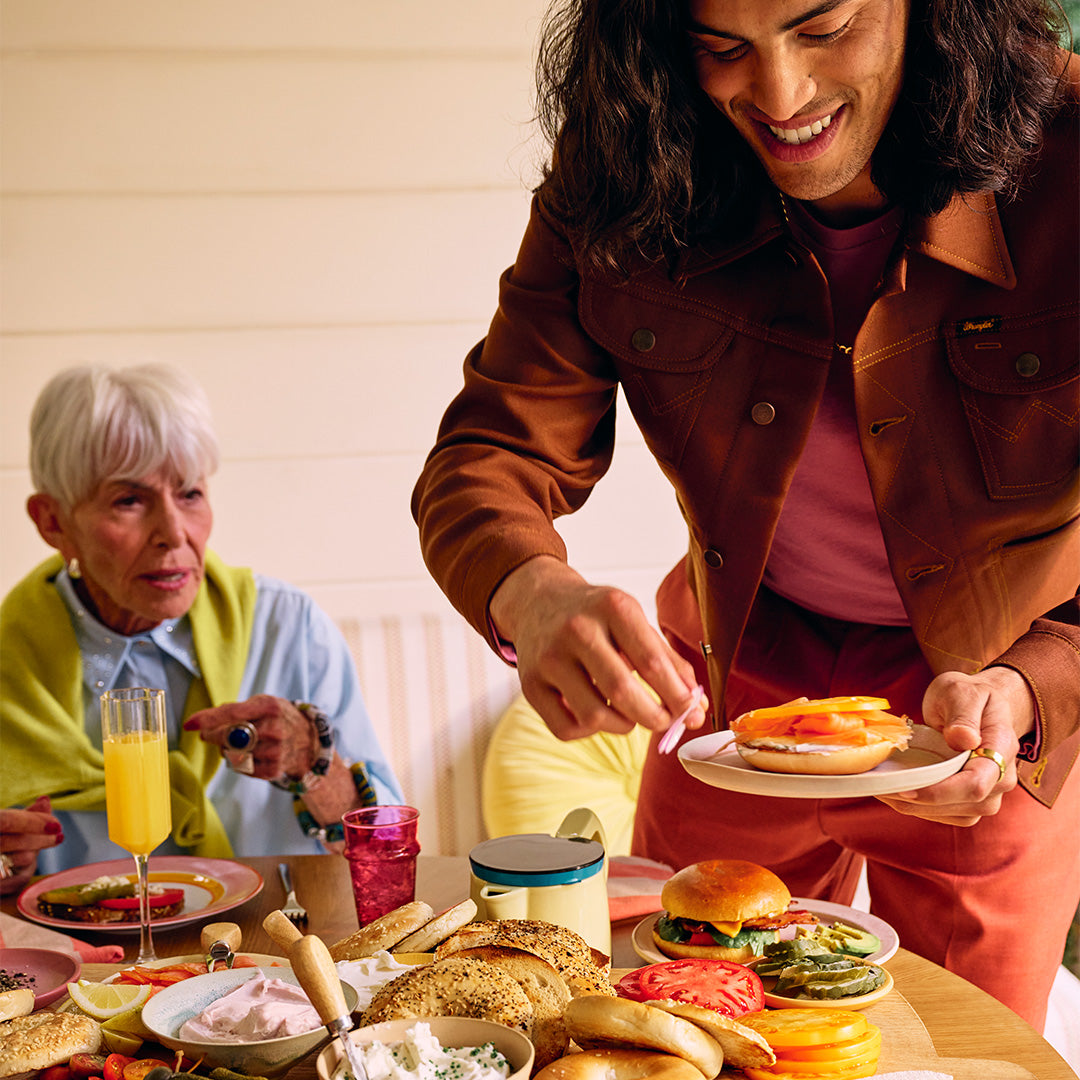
68, 557, 81, 579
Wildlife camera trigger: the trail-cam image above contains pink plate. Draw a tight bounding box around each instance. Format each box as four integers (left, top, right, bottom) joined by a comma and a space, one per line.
17, 856, 263, 934
0, 947, 81, 1008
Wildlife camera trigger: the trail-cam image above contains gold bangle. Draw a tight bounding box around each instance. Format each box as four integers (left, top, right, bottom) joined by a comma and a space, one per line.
970, 746, 1007, 782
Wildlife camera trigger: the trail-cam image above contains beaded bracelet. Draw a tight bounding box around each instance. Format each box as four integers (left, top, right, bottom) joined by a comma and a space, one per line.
293, 762, 378, 844
270, 701, 335, 794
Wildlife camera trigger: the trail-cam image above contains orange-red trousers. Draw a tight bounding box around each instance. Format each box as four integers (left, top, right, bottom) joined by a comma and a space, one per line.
633, 585, 1080, 1032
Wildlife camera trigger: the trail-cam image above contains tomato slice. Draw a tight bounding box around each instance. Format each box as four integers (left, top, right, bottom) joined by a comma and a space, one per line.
776, 1026, 882, 1063
99, 889, 184, 911
634, 958, 765, 1018
121, 1061, 170, 1080
739, 1008, 869, 1048
615, 968, 648, 999
102, 1055, 137, 1080
743, 1063, 878, 1080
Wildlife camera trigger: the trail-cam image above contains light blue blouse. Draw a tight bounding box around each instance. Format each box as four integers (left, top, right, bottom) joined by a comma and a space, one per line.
36, 569, 403, 873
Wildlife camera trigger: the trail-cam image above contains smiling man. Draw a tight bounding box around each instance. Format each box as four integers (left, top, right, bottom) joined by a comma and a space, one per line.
413, 0, 1079, 1030
686, 0, 909, 220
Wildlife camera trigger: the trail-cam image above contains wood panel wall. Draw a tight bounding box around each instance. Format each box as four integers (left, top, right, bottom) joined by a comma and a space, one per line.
0, 1, 687, 625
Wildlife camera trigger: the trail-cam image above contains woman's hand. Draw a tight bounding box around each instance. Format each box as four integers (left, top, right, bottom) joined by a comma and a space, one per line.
0, 796, 63, 895
876, 666, 1033, 826
183, 695, 317, 782
489, 555, 707, 741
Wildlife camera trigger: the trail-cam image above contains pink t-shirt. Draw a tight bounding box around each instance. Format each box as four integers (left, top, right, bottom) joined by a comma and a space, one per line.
762, 200, 910, 626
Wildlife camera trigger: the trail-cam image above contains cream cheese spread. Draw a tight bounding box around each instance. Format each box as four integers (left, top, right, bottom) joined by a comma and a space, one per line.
337, 1021, 512, 1080
179, 970, 320, 1041
335, 951, 416, 1013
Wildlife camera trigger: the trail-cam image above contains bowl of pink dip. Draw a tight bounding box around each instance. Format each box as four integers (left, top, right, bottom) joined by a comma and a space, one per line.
142, 965, 359, 1076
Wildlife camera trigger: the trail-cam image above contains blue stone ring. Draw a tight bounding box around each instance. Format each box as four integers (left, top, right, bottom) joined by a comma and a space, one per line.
226, 722, 258, 751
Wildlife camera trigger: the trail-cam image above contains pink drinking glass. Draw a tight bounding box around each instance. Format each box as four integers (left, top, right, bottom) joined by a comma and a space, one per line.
342, 805, 420, 926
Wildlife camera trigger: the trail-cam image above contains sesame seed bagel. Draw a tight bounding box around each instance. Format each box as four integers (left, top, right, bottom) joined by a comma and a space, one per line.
564, 995, 724, 1078
435, 919, 614, 998
0, 1011, 102, 1079
360, 956, 533, 1034
451, 945, 571, 1069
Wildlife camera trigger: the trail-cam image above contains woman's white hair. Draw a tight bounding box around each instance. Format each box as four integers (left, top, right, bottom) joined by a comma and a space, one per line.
30, 364, 220, 509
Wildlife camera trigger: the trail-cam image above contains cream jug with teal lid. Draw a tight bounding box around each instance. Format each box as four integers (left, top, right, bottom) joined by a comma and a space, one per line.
468, 807, 610, 956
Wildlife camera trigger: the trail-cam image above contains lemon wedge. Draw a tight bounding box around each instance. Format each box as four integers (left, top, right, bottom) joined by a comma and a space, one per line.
103, 1004, 154, 1039
67, 979, 152, 1019
100, 1024, 145, 1056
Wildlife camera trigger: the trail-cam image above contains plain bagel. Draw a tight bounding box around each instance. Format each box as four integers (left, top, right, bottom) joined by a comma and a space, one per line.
534, 1048, 706, 1080
645, 1000, 775, 1069
394, 898, 478, 953
329, 900, 435, 961
564, 995, 724, 1078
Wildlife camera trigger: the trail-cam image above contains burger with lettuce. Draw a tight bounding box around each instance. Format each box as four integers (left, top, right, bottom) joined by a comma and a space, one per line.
652, 859, 818, 962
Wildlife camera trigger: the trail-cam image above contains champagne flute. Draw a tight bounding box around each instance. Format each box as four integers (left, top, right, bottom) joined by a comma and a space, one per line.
101, 687, 172, 964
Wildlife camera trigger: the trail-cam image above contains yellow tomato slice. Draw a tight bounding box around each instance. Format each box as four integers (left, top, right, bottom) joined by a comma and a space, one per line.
777, 1026, 882, 1062
742, 1063, 878, 1080
739, 1008, 870, 1048
735, 697, 891, 724
772, 1048, 881, 1074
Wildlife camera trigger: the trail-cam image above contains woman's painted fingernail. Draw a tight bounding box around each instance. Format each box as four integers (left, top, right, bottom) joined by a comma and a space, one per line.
45, 820, 62, 834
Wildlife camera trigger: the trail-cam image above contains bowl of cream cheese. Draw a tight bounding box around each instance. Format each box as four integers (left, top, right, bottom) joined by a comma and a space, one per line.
316, 1017, 535, 1080
142, 965, 359, 1076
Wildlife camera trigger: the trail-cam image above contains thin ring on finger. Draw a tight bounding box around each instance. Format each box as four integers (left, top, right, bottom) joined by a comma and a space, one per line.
970, 746, 1007, 783
0, 853, 14, 879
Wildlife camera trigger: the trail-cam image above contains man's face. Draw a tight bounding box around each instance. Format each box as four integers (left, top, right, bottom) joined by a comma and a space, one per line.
687, 0, 910, 223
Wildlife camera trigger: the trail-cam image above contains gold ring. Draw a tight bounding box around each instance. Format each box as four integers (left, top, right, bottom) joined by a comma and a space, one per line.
0, 852, 13, 879
971, 746, 1007, 782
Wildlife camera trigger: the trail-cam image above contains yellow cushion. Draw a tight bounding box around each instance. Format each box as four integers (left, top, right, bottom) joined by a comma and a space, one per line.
481, 693, 650, 856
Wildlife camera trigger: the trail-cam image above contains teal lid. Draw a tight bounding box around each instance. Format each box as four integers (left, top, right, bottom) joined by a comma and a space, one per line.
469, 833, 605, 888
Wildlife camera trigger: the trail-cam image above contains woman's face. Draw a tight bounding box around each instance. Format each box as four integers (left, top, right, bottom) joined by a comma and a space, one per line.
687, 0, 909, 224
45, 470, 213, 636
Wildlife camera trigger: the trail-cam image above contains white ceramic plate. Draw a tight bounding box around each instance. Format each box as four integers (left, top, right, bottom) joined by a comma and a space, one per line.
18, 856, 264, 933
678, 725, 969, 798
632, 899, 899, 966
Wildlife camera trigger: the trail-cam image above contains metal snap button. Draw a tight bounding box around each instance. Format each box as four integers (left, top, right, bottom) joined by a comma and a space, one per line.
631, 328, 656, 352
703, 548, 724, 568
1015, 352, 1040, 377
751, 402, 776, 425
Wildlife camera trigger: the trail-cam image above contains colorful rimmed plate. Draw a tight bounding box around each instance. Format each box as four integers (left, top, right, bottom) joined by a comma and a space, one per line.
18, 856, 263, 933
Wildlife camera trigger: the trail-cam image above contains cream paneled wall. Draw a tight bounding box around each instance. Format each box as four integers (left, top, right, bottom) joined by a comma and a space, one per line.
0, 0, 687, 625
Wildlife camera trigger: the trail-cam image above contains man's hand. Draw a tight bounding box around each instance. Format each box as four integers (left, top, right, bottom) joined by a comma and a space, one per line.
0, 796, 63, 895
184, 695, 316, 780
490, 556, 707, 741
877, 666, 1034, 826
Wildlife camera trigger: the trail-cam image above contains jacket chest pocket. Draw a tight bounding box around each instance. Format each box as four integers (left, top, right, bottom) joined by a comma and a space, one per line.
945, 311, 1079, 499
580, 279, 735, 467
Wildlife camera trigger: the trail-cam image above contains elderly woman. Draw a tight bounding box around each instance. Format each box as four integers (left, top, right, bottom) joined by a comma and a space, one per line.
0, 363, 402, 893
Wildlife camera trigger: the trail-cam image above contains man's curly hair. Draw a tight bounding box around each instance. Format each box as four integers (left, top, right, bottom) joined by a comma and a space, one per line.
536, 0, 1072, 270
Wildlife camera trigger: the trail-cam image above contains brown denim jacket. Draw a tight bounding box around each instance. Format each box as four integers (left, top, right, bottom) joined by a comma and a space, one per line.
413, 77, 1079, 808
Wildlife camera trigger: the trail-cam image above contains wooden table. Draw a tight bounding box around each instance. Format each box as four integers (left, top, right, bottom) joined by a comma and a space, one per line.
5, 854, 1073, 1080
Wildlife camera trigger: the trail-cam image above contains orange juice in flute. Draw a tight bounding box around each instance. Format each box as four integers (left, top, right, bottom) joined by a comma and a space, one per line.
101, 687, 171, 963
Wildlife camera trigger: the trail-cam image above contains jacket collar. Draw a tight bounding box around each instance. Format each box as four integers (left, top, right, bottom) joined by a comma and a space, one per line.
672, 185, 1016, 289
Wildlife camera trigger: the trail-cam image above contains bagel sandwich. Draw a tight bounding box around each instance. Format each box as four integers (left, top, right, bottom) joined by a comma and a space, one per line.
731, 696, 912, 775
652, 860, 816, 962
